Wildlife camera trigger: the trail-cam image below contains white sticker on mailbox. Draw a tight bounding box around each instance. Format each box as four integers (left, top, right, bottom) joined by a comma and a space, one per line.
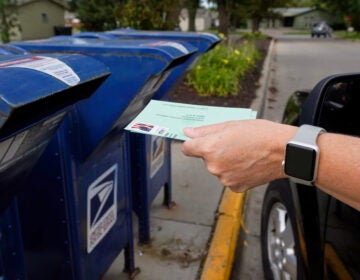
1, 56, 80, 86
87, 164, 118, 253
150, 136, 165, 178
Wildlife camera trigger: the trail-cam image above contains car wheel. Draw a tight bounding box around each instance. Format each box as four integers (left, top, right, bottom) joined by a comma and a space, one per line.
261, 180, 304, 280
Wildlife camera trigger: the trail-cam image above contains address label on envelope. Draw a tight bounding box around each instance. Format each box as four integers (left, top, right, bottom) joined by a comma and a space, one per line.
125, 100, 257, 141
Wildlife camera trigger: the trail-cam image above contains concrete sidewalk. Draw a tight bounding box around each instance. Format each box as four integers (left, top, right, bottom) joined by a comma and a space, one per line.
104, 142, 223, 280
104, 39, 275, 280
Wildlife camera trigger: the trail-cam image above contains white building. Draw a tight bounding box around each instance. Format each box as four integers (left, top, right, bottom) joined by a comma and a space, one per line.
179, 8, 218, 31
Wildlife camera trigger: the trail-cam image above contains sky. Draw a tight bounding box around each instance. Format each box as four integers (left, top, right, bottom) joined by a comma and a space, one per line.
201, 0, 216, 8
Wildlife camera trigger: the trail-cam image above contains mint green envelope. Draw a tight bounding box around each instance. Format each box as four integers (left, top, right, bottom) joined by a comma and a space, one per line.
125, 100, 257, 141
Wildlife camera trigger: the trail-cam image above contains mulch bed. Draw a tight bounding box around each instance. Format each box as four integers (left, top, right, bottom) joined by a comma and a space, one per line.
168, 38, 271, 108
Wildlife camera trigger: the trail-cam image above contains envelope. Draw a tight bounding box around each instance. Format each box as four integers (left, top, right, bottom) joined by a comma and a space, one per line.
125, 100, 257, 141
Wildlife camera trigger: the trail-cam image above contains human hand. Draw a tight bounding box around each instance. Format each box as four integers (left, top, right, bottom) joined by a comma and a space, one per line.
181, 119, 297, 192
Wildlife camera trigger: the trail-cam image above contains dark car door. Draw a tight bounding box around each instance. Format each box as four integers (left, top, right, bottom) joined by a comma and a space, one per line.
310, 74, 360, 279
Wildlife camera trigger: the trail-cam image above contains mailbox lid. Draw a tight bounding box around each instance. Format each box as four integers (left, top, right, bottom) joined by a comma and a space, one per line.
0, 54, 110, 136
0, 44, 28, 55
0, 53, 110, 213
107, 29, 221, 53
72, 32, 118, 40
11, 37, 197, 65
10, 38, 197, 156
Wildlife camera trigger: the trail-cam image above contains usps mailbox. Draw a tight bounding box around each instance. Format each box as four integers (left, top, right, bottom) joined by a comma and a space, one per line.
0, 53, 110, 279
64, 32, 209, 243
106, 29, 221, 99
9, 38, 197, 278
68, 31, 220, 243
105, 30, 220, 243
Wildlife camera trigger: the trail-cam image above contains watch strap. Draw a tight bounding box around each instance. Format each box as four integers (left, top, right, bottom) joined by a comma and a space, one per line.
285, 124, 326, 186
291, 124, 326, 144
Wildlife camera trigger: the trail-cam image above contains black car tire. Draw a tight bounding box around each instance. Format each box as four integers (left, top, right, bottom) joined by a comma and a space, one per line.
261, 180, 305, 280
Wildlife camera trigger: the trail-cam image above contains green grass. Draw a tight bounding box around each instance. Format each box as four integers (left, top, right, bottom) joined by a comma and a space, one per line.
333, 30, 360, 40
284, 29, 310, 35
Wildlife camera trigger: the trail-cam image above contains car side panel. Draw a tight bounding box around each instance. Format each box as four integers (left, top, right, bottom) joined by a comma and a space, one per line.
322, 193, 360, 279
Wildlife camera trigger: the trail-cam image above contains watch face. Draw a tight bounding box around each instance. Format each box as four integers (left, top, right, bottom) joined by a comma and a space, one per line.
285, 143, 316, 181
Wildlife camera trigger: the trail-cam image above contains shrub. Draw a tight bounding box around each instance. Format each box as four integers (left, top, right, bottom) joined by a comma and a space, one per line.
186, 40, 260, 98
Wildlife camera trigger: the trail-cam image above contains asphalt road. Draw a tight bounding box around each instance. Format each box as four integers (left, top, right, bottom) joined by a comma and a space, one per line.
231, 32, 360, 280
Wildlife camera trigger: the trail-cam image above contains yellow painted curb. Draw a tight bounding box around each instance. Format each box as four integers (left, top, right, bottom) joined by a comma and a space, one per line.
200, 188, 246, 280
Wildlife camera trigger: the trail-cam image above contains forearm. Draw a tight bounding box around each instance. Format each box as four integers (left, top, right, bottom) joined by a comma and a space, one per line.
315, 133, 360, 210
182, 120, 360, 211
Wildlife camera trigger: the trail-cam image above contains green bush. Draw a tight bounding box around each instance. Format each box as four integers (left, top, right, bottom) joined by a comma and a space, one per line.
186, 40, 260, 98
241, 31, 268, 40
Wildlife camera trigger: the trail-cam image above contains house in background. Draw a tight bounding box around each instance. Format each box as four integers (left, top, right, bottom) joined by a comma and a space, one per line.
274, 7, 335, 29
179, 8, 218, 31
11, 0, 68, 41
247, 7, 335, 30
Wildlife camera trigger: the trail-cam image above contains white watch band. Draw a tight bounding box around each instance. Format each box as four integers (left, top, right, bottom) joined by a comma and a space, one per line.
291, 125, 326, 145
284, 124, 326, 186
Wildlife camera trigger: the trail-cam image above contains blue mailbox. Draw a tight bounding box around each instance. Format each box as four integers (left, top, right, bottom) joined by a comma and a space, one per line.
11, 38, 197, 156
105, 30, 220, 244
69, 31, 221, 244
9, 38, 197, 278
106, 29, 221, 99
0, 53, 110, 279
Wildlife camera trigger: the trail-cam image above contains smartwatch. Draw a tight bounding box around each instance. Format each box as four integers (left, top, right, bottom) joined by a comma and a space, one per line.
283, 124, 326, 186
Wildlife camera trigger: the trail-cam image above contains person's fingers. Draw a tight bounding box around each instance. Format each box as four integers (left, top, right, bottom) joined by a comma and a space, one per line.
181, 137, 205, 158
184, 121, 235, 138
183, 127, 199, 138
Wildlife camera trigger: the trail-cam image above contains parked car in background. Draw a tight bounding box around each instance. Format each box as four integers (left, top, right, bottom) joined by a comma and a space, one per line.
261, 73, 360, 279
311, 21, 332, 38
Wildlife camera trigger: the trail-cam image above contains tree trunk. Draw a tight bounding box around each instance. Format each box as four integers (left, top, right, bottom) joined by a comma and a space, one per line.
164, 0, 184, 30
217, 0, 230, 37
188, 7, 196, 31
251, 17, 261, 33
0, 8, 10, 43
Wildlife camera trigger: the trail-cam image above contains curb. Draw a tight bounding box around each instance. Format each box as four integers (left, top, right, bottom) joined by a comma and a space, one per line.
200, 189, 245, 280
199, 38, 276, 280
251, 38, 276, 119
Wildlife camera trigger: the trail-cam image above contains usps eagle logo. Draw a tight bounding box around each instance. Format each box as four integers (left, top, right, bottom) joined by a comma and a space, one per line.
87, 165, 118, 253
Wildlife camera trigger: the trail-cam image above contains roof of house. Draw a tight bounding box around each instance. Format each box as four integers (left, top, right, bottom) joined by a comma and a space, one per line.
16, 0, 68, 9
273, 7, 317, 17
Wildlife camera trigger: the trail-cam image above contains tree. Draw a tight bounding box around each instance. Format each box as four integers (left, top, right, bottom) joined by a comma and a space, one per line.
242, 0, 288, 33
77, 0, 117, 31
115, 0, 183, 30
164, 0, 185, 30
216, 0, 235, 37
0, 0, 20, 43
211, 0, 287, 37
315, 0, 360, 31
185, 0, 200, 31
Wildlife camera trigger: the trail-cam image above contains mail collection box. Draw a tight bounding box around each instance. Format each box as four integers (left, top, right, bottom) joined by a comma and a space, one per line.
106, 29, 221, 99
9, 38, 197, 279
0, 53, 110, 279
16, 36, 201, 244
63, 31, 221, 244
107, 30, 220, 243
